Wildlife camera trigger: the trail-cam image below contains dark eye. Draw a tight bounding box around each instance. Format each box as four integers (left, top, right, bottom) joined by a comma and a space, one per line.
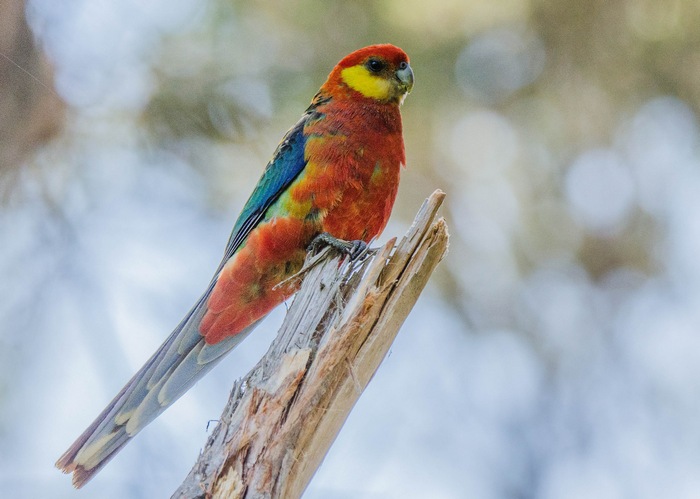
367, 58, 385, 73
399, 61, 408, 70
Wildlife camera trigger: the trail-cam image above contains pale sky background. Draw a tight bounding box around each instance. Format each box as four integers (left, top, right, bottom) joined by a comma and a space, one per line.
3, 1, 700, 498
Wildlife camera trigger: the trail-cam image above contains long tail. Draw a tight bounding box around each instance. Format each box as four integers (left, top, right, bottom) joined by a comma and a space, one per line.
55, 291, 257, 488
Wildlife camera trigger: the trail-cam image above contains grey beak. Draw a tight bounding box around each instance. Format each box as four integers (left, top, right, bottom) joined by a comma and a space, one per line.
396, 64, 414, 93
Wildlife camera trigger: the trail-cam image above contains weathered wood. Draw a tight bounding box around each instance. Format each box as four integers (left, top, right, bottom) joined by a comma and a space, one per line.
173, 190, 449, 499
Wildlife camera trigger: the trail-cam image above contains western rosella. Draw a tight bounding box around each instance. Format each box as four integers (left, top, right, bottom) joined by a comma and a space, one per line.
56, 44, 413, 488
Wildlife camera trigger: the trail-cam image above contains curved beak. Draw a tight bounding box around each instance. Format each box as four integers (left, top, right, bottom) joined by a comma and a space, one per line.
396, 64, 414, 94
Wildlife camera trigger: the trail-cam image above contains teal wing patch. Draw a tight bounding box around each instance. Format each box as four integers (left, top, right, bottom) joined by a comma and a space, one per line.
221, 115, 309, 265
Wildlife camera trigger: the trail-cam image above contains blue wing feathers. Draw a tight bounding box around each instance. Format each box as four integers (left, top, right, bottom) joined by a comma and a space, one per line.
222, 115, 309, 262
56, 101, 325, 488
68, 115, 309, 443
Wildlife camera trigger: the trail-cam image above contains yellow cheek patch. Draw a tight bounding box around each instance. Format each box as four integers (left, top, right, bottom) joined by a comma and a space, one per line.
341, 65, 393, 100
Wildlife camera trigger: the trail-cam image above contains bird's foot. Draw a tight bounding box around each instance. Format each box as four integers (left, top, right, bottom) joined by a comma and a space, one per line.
308, 232, 369, 260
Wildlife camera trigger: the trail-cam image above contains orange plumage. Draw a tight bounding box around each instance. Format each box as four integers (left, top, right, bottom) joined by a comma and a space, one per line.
201, 43, 411, 343
56, 44, 413, 487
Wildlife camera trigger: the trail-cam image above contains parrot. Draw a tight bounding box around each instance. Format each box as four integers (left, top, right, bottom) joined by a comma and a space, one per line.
56, 44, 413, 488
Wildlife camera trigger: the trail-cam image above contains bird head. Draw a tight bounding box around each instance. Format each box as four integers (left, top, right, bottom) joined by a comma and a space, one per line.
324, 44, 414, 105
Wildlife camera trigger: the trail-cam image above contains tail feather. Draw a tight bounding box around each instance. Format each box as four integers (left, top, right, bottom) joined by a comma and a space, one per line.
158, 326, 256, 407
147, 303, 207, 390
55, 296, 257, 488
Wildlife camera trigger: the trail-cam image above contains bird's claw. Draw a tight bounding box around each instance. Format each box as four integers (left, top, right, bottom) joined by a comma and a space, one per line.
346, 239, 369, 260
308, 232, 369, 260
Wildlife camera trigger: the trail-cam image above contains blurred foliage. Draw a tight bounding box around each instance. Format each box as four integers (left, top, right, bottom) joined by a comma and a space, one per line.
13, 0, 700, 382
4, 0, 700, 496
0, 0, 64, 191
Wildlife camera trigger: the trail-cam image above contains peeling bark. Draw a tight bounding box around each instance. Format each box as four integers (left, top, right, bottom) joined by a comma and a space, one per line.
173, 190, 449, 499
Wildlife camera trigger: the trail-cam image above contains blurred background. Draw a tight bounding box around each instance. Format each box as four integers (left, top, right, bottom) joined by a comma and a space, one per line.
2, 0, 700, 497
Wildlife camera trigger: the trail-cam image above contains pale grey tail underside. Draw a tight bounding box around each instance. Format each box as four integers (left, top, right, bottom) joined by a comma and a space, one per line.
55, 292, 259, 488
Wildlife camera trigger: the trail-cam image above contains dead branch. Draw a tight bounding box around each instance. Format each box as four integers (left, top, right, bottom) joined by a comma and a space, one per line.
173, 189, 449, 499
